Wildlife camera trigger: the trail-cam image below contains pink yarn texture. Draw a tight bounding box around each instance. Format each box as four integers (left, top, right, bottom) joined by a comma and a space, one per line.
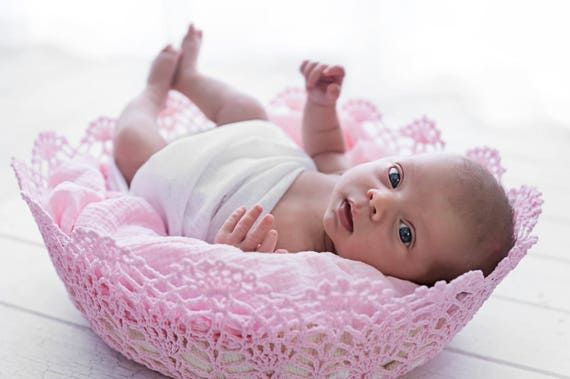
12, 90, 542, 378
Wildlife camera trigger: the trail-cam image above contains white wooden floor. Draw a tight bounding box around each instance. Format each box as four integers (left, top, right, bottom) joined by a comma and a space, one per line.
1, 46, 568, 379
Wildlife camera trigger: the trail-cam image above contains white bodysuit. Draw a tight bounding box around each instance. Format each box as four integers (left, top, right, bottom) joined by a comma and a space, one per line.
129, 120, 316, 242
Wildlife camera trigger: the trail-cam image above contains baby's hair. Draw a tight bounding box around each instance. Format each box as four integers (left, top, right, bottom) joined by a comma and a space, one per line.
424, 156, 515, 286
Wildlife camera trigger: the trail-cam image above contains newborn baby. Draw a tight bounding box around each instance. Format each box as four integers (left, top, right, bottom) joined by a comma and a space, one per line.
113, 23, 515, 286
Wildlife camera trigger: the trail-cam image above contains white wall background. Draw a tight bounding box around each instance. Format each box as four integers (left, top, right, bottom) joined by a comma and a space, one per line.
1, 0, 569, 129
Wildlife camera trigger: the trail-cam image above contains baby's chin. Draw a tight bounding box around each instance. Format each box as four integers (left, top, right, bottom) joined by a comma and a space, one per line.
330, 241, 338, 255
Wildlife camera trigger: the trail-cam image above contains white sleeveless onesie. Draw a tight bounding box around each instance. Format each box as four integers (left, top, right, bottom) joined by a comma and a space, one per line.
129, 120, 316, 242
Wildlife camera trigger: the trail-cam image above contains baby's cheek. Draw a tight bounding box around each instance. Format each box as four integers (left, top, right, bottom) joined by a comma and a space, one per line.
337, 244, 367, 264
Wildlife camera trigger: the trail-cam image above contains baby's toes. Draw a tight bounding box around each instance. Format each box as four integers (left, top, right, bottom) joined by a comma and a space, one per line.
147, 45, 180, 87
184, 23, 202, 43
155, 45, 180, 65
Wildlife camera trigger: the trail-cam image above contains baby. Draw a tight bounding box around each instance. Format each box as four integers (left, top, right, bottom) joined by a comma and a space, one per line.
113, 24, 515, 286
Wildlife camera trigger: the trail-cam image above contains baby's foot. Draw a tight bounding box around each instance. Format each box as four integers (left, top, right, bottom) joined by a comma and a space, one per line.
145, 44, 180, 106
173, 23, 203, 90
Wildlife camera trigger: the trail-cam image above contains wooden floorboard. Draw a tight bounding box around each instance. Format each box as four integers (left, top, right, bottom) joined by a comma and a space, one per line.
403, 348, 566, 379
0, 239, 87, 327
494, 255, 570, 313
0, 304, 167, 379
448, 297, 570, 377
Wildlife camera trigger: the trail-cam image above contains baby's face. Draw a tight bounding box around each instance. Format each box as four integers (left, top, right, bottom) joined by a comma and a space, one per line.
323, 153, 471, 284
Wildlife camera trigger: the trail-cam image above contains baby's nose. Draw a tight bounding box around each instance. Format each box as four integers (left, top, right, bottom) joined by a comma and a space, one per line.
367, 189, 396, 222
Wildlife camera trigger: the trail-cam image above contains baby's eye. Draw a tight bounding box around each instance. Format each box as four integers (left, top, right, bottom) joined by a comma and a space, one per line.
399, 221, 413, 246
388, 166, 401, 188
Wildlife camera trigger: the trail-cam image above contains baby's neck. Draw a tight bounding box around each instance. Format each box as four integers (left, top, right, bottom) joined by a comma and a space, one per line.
271, 170, 338, 252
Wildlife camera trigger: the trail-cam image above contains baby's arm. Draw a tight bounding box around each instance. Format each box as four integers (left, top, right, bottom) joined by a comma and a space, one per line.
300, 60, 349, 174
215, 205, 280, 252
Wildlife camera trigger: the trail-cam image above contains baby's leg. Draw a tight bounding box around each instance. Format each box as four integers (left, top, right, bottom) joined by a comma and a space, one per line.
173, 24, 268, 126
113, 45, 179, 185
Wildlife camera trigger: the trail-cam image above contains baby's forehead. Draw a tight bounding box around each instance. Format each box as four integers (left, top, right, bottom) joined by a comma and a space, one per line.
378, 153, 494, 199
406, 154, 484, 204
398, 153, 463, 183
402, 152, 463, 167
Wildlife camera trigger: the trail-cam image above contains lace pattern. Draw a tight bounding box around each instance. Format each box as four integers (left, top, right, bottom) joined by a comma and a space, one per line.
11, 89, 542, 378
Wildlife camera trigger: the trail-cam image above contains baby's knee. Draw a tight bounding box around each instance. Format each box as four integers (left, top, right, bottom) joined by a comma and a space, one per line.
242, 97, 268, 119
113, 127, 140, 159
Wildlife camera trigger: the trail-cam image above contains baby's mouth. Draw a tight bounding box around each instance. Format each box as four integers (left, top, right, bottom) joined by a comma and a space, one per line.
338, 199, 354, 233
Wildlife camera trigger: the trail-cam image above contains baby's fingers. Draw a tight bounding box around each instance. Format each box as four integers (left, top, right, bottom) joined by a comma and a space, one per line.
242, 213, 275, 251
301, 61, 318, 80
256, 229, 278, 253
326, 83, 341, 102
323, 65, 345, 79
215, 206, 246, 243
323, 65, 345, 86
307, 64, 327, 89
300, 60, 309, 73
232, 205, 264, 242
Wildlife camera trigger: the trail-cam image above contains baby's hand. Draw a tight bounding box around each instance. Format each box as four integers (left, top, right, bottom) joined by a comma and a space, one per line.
214, 205, 279, 253
300, 60, 345, 107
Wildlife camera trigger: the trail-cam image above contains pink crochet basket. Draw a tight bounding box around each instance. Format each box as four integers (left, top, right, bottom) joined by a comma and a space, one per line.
12, 89, 542, 378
